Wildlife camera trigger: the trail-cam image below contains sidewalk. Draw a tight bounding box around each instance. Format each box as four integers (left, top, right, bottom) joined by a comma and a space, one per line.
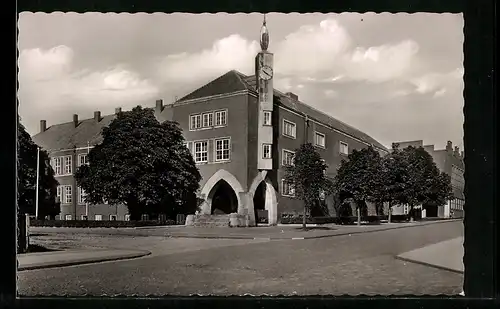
18, 248, 151, 271
396, 237, 464, 273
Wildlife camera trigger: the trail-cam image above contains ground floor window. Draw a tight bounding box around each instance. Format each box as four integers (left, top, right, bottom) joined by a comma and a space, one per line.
281, 180, 295, 197
94, 214, 102, 221
124, 214, 131, 221
81, 215, 88, 220
65, 214, 72, 220
109, 215, 117, 221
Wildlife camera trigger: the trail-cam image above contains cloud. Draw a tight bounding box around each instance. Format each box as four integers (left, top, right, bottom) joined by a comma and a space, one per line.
18, 45, 159, 133
410, 68, 463, 97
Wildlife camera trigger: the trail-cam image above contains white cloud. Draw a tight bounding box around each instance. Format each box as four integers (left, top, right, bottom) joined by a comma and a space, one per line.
324, 89, 338, 98
410, 68, 463, 97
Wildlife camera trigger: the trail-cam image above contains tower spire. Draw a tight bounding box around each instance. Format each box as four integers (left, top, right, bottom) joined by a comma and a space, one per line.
260, 13, 269, 51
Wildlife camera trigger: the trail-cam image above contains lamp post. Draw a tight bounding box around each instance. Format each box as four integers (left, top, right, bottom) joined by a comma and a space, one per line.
35, 147, 40, 219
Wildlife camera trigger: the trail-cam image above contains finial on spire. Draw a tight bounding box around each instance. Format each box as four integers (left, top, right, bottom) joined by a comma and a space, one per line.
260, 13, 269, 51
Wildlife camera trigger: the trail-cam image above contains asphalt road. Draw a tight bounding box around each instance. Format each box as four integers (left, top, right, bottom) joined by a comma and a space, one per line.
18, 221, 463, 296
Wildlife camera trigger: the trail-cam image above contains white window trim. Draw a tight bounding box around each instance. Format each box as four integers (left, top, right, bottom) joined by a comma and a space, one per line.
263, 144, 272, 159
193, 140, 209, 164
282, 119, 297, 139
53, 155, 73, 176
78, 153, 88, 167
202, 112, 214, 128
281, 179, 295, 197
314, 131, 326, 148
214, 137, 231, 162
64, 185, 73, 204
81, 215, 88, 220
63, 155, 73, 175
124, 214, 131, 221
263, 111, 272, 126
65, 214, 72, 221
78, 187, 86, 205
214, 109, 228, 127
340, 141, 349, 155
189, 113, 202, 131
282, 149, 295, 166
109, 215, 117, 221
94, 214, 103, 221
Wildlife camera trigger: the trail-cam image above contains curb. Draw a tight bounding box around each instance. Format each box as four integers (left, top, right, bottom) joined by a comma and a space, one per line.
394, 255, 464, 274
162, 219, 460, 240
18, 250, 151, 271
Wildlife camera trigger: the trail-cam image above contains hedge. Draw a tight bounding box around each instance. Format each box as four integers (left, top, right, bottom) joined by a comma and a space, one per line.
279, 213, 412, 225
29, 219, 177, 228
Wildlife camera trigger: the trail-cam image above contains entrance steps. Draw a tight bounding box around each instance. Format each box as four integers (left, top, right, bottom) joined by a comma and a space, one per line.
186, 214, 252, 227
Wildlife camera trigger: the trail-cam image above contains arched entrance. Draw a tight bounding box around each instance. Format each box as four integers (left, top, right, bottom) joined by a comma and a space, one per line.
210, 180, 238, 214
253, 181, 267, 223
249, 171, 278, 225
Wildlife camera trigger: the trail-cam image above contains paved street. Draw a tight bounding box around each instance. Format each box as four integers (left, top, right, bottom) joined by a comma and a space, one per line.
18, 221, 463, 296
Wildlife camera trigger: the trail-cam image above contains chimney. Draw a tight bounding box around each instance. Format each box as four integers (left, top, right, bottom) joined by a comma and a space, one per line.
115, 107, 122, 115
446, 141, 453, 152
40, 120, 47, 133
156, 99, 164, 112
73, 114, 78, 127
94, 111, 101, 122
286, 92, 299, 101
454, 146, 460, 157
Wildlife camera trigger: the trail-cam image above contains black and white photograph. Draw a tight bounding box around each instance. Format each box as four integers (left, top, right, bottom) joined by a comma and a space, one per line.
17, 12, 465, 296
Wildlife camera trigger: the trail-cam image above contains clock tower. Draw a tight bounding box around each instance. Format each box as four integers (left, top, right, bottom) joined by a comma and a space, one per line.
255, 15, 274, 170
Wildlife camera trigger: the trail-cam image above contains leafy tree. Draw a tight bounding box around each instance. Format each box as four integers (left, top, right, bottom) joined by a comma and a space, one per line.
334, 146, 383, 225
75, 106, 202, 220
18, 120, 59, 220
284, 143, 334, 230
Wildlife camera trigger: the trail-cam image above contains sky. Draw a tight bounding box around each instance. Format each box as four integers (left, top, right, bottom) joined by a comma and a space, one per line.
18, 12, 464, 150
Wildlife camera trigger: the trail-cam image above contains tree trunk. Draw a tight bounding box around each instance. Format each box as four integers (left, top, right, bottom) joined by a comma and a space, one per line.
302, 204, 307, 230
388, 202, 392, 223
409, 205, 415, 222
357, 207, 361, 226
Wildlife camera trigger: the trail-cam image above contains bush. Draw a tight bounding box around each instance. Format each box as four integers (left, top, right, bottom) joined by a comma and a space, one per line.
29, 219, 177, 228
279, 213, 409, 225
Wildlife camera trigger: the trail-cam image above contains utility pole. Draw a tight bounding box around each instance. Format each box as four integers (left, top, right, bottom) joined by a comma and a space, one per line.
85, 141, 90, 218
35, 147, 40, 219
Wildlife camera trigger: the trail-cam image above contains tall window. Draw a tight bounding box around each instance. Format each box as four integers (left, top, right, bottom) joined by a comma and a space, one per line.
78, 154, 88, 166
215, 110, 227, 126
215, 138, 230, 161
315, 132, 326, 148
283, 120, 296, 138
94, 214, 102, 221
340, 141, 349, 155
190, 114, 202, 130
263, 144, 272, 159
78, 187, 86, 204
52, 157, 63, 175
56, 186, 63, 203
63, 156, 72, 174
57, 185, 72, 204
282, 180, 295, 197
263, 111, 272, 126
194, 141, 208, 163
282, 149, 295, 166
202, 112, 214, 128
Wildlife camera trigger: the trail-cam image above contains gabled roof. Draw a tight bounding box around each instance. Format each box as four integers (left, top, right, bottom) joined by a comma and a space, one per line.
177, 70, 248, 102
32, 115, 116, 152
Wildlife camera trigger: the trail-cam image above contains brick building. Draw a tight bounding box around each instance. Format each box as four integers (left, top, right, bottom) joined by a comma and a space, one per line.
391, 140, 465, 218
32, 18, 389, 224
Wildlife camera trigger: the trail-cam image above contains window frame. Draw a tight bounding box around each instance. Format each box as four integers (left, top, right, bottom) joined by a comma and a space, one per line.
193, 140, 209, 164
314, 131, 326, 148
78, 153, 88, 166
262, 144, 272, 159
281, 179, 295, 197
339, 141, 349, 155
94, 214, 103, 221
78, 187, 86, 205
63, 155, 72, 175
189, 114, 202, 131
65, 214, 72, 221
263, 111, 272, 126
214, 109, 228, 127
202, 112, 214, 128
282, 149, 295, 166
214, 137, 231, 162
282, 119, 297, 139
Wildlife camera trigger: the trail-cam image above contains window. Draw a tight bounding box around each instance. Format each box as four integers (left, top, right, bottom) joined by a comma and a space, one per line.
64, 156, 72, 175
340, 141, 349, 155
78, 187, 86, 204
282, 180, 295, 197
110, 215, 117, 221
215, 138, 231, 161
94, 214, 102, 221
65, 214, 72, 221
315, 132, 326, 148
78, 154, 88, 166
52, 157, 63, 175
263, 144, 272, 159
202, 112, 214, 128
282, 149, 295, 166
215, 110, 227, 126
263, 111, 272, 126
81, 215, 88, 220
283, 120, 296, 138
194, 141, 208, 163
57, 185, 72, 204
65, 185, 72, 204
124, 214, 131, 221
190, 114, 202, 130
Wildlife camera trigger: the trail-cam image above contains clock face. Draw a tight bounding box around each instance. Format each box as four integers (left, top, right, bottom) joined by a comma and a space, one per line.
259, 65, 273, 81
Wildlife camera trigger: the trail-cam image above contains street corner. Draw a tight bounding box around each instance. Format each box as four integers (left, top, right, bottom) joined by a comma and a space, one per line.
18, 248, 152, 271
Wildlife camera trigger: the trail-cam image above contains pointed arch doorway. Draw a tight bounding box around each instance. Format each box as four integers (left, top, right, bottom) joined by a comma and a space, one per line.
250, 171, 278, 225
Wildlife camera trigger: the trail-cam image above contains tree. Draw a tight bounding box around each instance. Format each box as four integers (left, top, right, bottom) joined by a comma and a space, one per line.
334, 146, 383, 225
18, 120, 59, 220
75, 106, 202, 220
283, 143, 334, 230
381, 145, 453, 221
